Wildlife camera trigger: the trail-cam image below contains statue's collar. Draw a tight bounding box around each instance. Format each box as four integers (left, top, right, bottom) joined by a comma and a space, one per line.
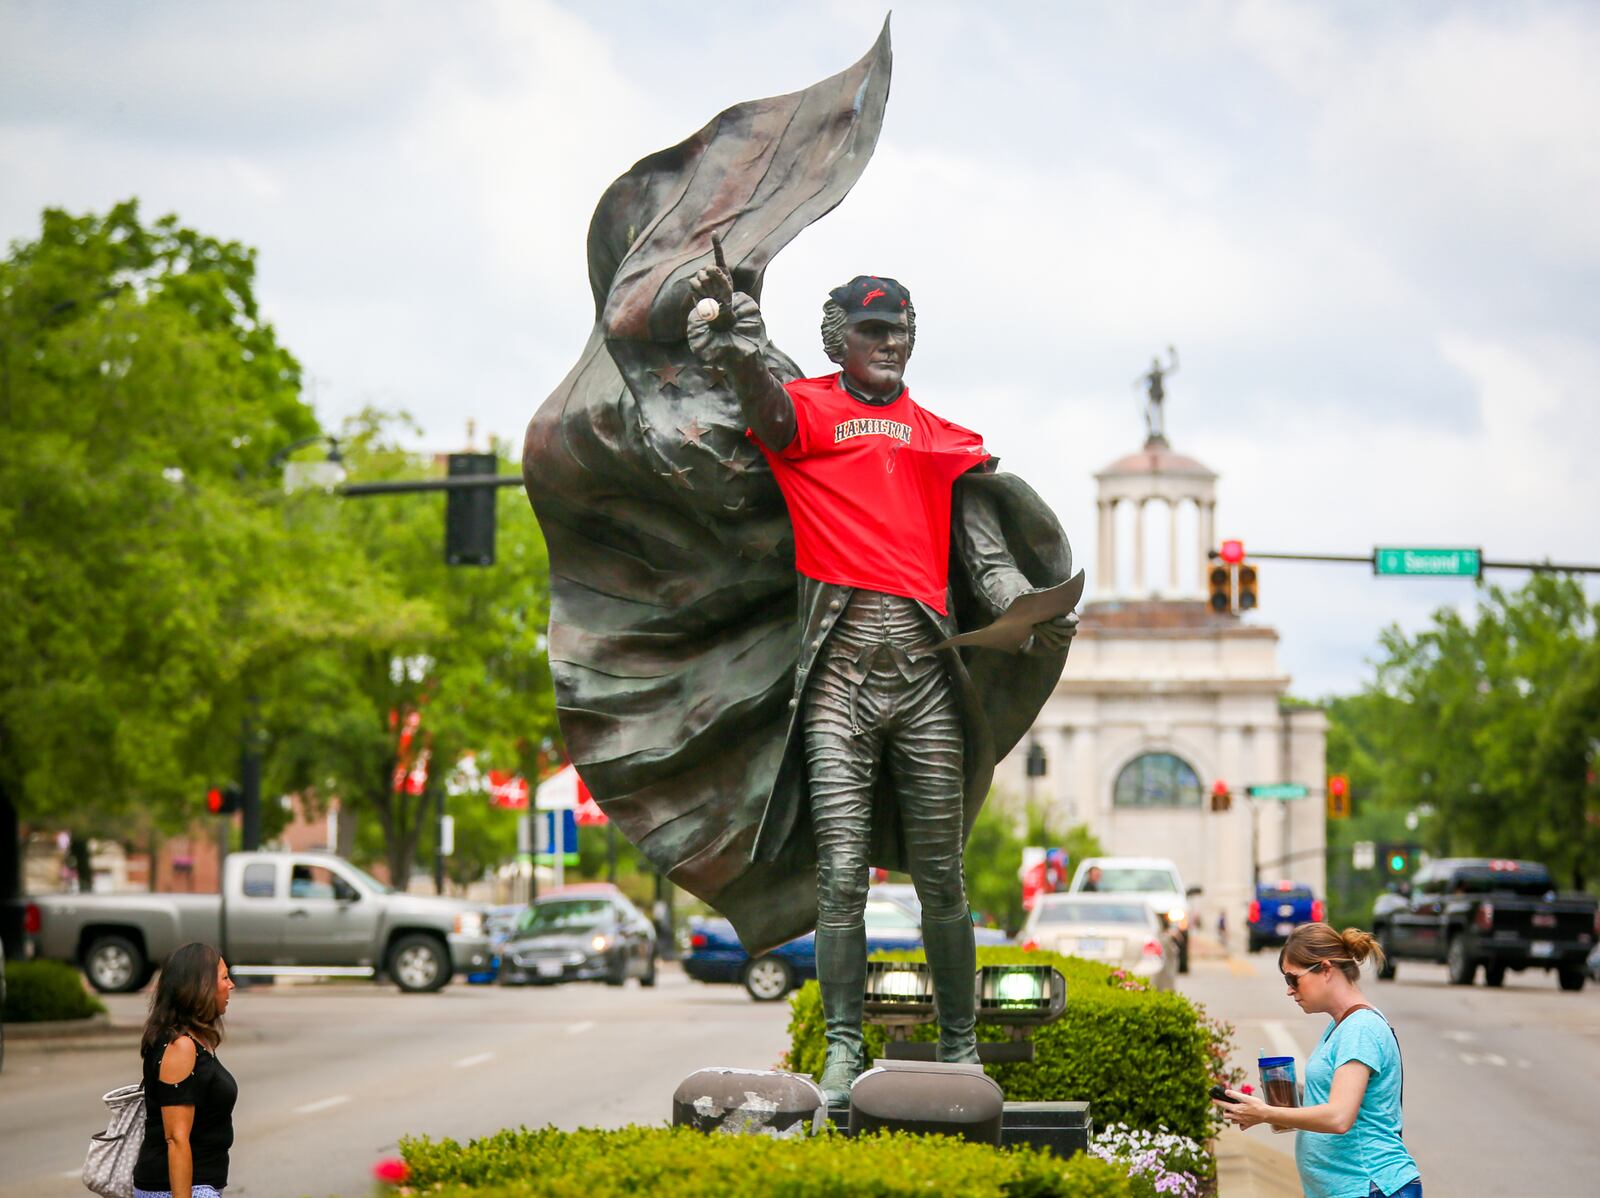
837, 372, 905, 407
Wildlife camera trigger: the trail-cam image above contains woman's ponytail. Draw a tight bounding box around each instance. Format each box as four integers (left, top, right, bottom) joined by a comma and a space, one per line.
1340, 927, 1384, 975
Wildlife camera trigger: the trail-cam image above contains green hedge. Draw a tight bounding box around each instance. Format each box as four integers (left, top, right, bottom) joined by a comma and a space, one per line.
784, 947, 1216, 1144
399, 1125, 1134, 1197
2, 959, 107, 1023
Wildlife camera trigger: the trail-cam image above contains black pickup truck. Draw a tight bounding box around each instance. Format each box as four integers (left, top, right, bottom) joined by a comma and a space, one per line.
1371, 858, 1597, 991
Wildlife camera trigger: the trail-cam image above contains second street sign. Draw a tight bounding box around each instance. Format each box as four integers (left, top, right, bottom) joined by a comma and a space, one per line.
1247, 783, 1311, 800
1373, 547, 1482, 578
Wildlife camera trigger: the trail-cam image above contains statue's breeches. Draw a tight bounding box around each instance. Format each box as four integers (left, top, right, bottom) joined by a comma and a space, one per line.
803, 591, 967, 929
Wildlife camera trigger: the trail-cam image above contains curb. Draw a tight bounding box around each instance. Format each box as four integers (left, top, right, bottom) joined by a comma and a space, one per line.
4, 1012, 143, 1052
1215, 1127, 1301, 1198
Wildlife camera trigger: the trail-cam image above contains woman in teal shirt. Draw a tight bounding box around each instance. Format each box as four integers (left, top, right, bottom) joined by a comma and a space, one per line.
1213, 924, 1421, 1198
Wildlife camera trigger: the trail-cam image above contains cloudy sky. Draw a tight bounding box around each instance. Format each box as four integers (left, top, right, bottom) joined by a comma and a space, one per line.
5, 0, 1597, 698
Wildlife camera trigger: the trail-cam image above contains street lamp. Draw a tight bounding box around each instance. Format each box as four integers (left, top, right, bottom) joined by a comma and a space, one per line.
271, 435, 346, 493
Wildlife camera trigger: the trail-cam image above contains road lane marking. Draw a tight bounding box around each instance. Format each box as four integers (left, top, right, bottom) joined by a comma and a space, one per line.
295, 1094, 352, 1114
1441, 1030, 1477, 1043
1261, 1021, 1300, 1061
1458, 1051, 1507, 1068
455, 1051, 495, 1069
568, 1020, 596, 1035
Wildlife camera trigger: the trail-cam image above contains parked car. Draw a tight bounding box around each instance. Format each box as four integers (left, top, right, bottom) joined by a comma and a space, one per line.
498, 885, 656, 987
1371, 858, 1598, 990
685, 890, 945, 1001
466, 903, 526, 984
25, 851, 490, 994
1247, 881, 1324, 953
1019, 893, 1177, 990
1067, 857, 1201, 973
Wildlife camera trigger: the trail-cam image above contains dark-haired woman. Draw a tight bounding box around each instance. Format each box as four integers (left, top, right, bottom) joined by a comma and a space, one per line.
132, 942, 238, 1198
1213, 923, 1420, 1198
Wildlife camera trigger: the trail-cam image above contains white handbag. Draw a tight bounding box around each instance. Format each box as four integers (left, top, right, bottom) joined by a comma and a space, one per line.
82, 1081, 145, 1198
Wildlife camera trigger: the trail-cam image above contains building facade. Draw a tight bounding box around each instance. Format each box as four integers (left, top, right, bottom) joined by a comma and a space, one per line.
1001, 431, 1327, 928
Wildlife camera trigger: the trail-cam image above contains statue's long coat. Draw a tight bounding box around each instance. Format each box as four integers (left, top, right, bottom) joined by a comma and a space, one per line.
522, 24, 1073, 953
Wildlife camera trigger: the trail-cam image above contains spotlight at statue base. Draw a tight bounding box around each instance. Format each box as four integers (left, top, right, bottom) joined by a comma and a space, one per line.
847, 1059, 1004, 1145
671, 1067, 827, 1139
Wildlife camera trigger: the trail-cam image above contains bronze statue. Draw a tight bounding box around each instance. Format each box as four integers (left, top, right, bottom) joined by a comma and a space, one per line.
1139, 345, 1179, 442
522, 21, 1077, 1103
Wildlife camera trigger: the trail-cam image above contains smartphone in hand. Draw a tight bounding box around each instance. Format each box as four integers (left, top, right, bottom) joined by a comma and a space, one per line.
1209, 1084, 1241, 1104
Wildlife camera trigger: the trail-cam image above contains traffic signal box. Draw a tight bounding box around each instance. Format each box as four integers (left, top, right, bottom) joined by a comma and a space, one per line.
1327, 774, 1350, 820
1208, 564, 1233, 613
1210, 780, 1232, 813
1209, 542, 1259, 615
1236, 564, 1258, 611
445, 452, 498, 566
206, 784, 242, 815
1376, 842, 1414, 876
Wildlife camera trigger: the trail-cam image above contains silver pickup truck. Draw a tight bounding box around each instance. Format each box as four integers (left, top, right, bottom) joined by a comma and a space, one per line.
25, 851, 491, 993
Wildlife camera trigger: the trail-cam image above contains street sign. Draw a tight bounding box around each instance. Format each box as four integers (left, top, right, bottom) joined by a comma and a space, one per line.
1353, 841, 1375, 870
1373, 547, 1481, 578
1246, 783, 1310, 800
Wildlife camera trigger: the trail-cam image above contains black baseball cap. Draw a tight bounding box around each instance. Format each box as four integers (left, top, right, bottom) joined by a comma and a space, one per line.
829, 275, 911, 324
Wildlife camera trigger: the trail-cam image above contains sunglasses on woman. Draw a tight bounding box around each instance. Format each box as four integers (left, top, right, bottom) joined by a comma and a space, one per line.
1283, 958, 1352, 989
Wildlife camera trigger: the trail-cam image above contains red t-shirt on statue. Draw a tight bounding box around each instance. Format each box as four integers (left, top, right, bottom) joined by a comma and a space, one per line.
750, 374, 991, 615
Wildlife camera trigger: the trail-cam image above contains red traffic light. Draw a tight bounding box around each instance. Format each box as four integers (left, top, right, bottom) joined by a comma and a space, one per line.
1219, 539, 1245, 565
207, 786, 224, 814
1329, 774, 1349, 798
206, 784, 241, 815
1212, 779, 1230, 796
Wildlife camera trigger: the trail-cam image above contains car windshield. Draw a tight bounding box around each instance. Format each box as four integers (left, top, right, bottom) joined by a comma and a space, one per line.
864, 900, 920, 931
517, 899, 611, 934
1089, 868, 1180, 894
1037, 902, 1151, 926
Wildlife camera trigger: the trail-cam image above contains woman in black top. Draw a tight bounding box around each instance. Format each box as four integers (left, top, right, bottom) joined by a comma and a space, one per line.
132, 942, 238, 1198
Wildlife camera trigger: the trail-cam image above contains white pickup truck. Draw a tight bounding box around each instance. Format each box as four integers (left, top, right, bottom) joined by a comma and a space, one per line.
24, 851, 491, 993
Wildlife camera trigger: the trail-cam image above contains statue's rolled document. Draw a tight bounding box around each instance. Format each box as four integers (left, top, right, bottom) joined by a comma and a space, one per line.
924, 570, 1085, 654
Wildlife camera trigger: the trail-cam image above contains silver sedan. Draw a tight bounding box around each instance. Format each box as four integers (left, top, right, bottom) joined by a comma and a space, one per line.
1018, 893, 1177, 990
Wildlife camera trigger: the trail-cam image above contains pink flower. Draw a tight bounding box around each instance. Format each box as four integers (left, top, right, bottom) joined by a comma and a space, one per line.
1240, 1084, 1254, 1096
372, 1158, 410, 1185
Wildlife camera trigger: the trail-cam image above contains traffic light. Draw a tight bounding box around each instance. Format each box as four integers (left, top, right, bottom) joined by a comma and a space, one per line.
1327, 774, 1350, 820
206, 784, 242, 815
1236, 563, 1259, 612
445, 452, 497, 566
1379, 842, 1412, 876
1210, 779, 1232, 813
1208, 564, 1232, 613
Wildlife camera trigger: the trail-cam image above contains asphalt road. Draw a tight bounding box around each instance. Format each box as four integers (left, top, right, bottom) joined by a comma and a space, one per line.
1179, 945, 1600, 1197
0, 967, 793, 1198
4, 953, 1596, 1197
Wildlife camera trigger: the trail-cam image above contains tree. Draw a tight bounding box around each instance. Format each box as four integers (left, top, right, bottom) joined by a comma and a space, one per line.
0, 200, 326, 839
1346, 575, 1600, 890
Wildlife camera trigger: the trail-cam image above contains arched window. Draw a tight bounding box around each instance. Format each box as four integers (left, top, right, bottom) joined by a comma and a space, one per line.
1113, 752, 1203, 809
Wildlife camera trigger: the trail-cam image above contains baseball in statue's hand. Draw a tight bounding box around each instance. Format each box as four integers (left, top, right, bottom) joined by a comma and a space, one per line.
694, 297, 722, 324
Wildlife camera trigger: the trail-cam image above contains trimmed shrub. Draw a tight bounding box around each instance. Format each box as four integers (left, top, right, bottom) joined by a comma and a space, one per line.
400, 1125, 1134, 1197
2, 959, 107, 1022
784, 947, 1217, 1145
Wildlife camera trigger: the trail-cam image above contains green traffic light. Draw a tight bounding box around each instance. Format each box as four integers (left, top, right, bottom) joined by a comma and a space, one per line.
1388, 853, 1407, 872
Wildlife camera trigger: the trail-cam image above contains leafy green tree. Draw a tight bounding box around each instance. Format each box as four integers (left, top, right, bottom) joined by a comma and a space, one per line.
0, 200, 328, 840
1340, 575, 1600, 891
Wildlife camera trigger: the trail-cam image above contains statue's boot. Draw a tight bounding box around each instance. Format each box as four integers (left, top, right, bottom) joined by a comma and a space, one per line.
815, 922, 867, 1105
924, 910, 980, 1064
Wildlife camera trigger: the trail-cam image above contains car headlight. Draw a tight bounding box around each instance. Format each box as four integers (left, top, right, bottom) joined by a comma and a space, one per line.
591, 934, 609, 952
454, 911, 485, 937
1166, 907, 1187, 928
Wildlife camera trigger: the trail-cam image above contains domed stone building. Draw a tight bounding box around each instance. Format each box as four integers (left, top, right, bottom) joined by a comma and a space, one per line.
1002, 426, 1328, 931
